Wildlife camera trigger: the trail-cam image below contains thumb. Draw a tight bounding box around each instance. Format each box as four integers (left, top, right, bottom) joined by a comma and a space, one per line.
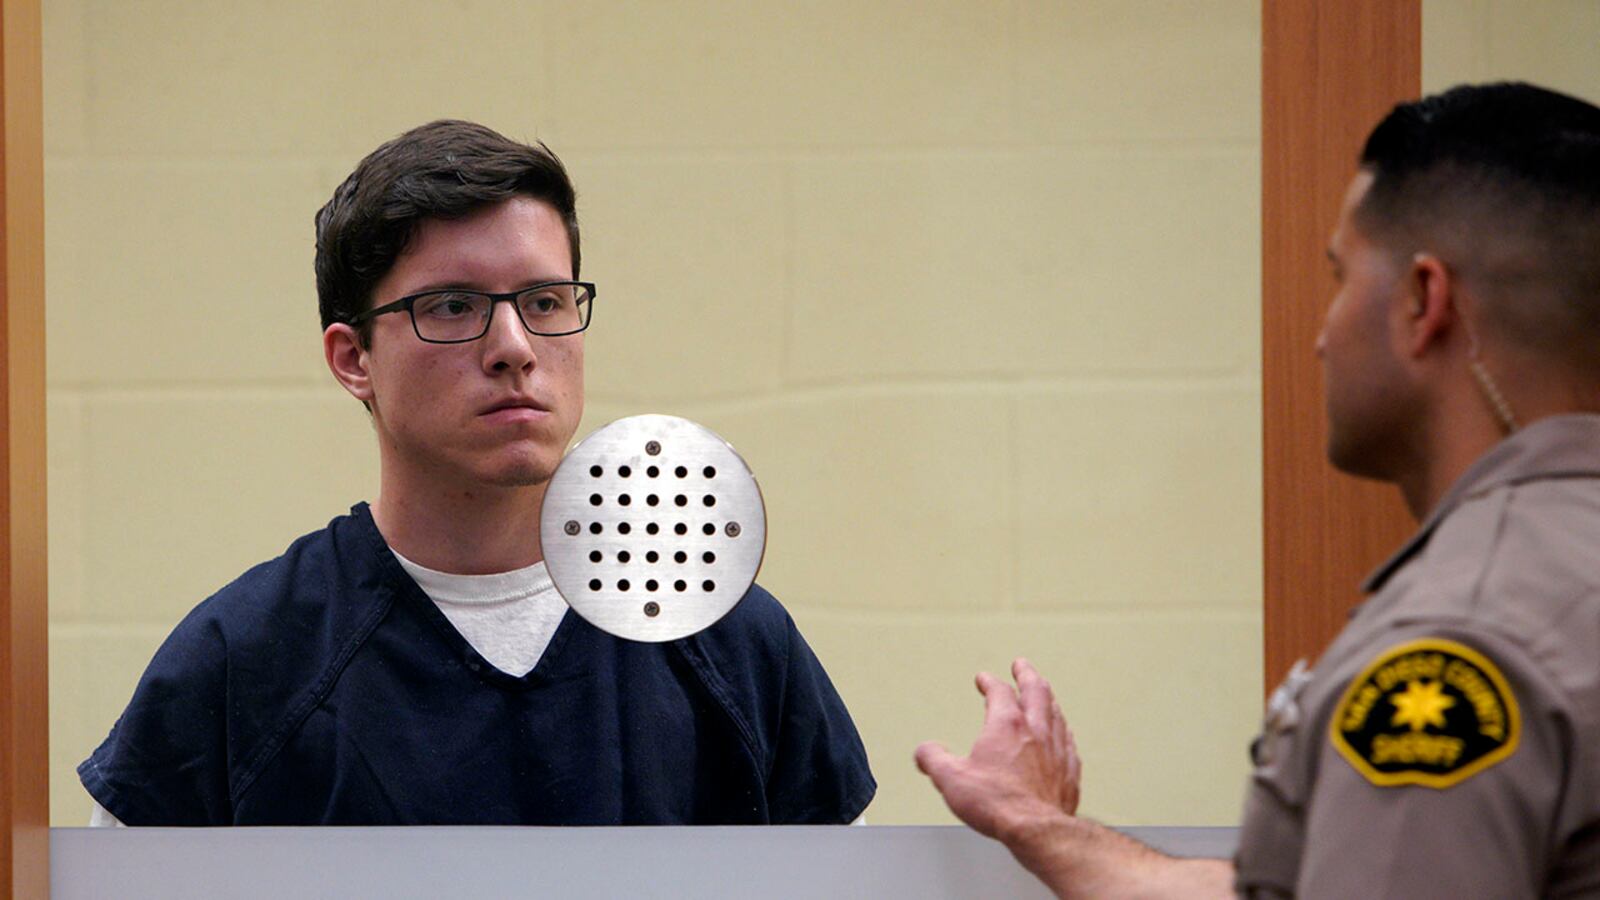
915, 741, 955, 778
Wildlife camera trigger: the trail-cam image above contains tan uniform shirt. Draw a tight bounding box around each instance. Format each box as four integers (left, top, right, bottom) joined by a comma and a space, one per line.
1235, 415, 1600, 898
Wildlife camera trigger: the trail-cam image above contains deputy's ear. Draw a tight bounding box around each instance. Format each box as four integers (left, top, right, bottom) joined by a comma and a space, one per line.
1401, 253, 1456, 359
324, 323, 374, 403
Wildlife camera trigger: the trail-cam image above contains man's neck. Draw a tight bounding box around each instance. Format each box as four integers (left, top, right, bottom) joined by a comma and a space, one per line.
1395, 388, 1507, 520
1394, 366, 1600, 519
371, 469, 547, 575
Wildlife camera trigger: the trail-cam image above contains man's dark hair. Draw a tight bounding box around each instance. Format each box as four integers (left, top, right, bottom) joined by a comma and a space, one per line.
1356, 82, 1600, 363
315, 120, 580, 341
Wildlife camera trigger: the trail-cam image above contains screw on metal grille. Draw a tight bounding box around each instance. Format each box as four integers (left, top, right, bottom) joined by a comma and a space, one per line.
564, 520, 580, 535
644, 602, 660, 617
726, 522, 741, 537
645, 441, 661, 456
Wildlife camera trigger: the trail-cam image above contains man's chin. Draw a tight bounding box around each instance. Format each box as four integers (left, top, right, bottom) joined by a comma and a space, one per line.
481, 461, 557, 488
1326, 436, 1397, 484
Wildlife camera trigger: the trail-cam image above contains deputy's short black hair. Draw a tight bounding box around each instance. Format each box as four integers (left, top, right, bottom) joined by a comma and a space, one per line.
1356, 83, 1600, 360
315, 120, 580, 342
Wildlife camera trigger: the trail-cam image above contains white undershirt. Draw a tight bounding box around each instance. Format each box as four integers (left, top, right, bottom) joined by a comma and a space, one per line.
390, 550, 568, 678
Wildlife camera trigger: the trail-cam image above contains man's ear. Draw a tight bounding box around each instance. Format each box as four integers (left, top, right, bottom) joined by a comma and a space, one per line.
324, 323, 375, 404
1401, 253, 1456, 359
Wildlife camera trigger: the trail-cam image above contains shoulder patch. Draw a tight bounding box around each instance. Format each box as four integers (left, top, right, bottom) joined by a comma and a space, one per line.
1330, 638, 1519, 789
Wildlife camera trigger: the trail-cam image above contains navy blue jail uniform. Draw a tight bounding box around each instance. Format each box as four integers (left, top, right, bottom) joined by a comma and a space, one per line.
80, 503, 875, 825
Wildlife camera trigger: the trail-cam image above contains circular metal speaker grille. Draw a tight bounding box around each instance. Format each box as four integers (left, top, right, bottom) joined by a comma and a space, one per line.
540, 414, 768, 642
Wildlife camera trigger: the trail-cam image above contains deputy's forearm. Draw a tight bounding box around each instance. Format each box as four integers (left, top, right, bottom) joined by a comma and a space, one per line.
1002, 811, 1235, 899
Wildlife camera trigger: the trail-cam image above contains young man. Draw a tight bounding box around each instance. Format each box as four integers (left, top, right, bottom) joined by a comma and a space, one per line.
81, 120, 875, 826
918, 83, 1600, 896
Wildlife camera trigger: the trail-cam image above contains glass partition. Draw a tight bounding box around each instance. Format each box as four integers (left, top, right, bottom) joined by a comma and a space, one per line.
44, 0, 1263, 825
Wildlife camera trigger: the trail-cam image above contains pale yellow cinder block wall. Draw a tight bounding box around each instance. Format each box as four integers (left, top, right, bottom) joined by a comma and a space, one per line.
1424, 0, 1600, 100
44, 0, 1264, 825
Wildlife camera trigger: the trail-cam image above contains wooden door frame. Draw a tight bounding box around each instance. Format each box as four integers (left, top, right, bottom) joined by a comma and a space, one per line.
2, 0, 48, 896
1261, 1, 1421, 690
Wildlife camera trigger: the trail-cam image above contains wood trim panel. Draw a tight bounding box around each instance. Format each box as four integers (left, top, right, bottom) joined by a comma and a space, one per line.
1, 0, 48, 895
1262, 2, 1421, 690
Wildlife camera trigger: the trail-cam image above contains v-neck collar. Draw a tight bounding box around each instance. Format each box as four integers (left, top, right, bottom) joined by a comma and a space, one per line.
351, 501, 584, 690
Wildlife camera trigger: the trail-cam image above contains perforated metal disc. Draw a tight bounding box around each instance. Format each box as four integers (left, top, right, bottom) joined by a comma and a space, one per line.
541, 415, 768, 642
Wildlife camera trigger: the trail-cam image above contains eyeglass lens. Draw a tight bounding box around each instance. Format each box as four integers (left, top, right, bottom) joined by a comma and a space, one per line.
412, 285, 592, 342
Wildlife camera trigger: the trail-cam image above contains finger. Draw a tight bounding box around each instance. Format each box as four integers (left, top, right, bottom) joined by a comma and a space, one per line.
1050, 700, 1068, 760
914, 741, 955, 779
976, 671, 1022, 727
1013, 657, 1056, 737
1062, 726, 1083, 814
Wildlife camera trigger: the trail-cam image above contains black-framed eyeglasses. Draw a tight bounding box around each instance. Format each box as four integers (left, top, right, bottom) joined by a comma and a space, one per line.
350, 281, 596, 344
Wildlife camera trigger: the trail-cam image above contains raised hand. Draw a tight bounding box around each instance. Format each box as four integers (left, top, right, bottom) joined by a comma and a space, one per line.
915, 658, 1081, 842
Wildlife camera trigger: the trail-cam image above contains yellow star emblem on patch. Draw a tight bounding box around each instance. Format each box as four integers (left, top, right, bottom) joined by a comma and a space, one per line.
1390, 679, 1455, 732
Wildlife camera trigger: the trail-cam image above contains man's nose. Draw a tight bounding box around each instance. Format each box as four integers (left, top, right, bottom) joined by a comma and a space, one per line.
481, 299, 536, 372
